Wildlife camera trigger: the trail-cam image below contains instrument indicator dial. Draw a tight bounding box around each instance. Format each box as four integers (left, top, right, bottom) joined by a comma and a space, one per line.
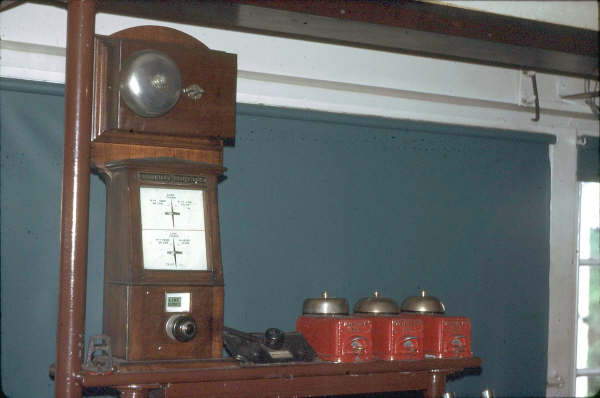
140, 187, 207, 270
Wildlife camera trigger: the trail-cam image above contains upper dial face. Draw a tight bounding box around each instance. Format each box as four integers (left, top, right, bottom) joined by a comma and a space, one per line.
139, 186, 207, 271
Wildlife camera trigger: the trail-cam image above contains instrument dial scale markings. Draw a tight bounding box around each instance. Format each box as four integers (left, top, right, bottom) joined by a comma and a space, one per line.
140, 186, 207, 270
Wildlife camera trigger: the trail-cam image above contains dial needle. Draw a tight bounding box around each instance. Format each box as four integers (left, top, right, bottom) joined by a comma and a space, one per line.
164, 200, 180, 228
168, 239, 183, 266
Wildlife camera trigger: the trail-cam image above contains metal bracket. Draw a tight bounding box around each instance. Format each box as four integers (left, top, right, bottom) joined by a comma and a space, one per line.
560, 91, 600, 100
547, 374, 565, 388
529, 72, 540, 122
559, 77, 599, 117
577, 136, 588, 146
82, 334, 114, 374
546, 369, 565, 389
520, 71, 540, 122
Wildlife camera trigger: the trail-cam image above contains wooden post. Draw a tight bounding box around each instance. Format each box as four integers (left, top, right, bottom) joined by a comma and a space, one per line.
55, 1, 96, 397
424, 371, 447, 398
117, 386, 153, 398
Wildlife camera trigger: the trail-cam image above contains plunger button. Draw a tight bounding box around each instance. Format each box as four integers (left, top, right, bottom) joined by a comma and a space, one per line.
264, 327, 285, 349
166, 314, 198, 342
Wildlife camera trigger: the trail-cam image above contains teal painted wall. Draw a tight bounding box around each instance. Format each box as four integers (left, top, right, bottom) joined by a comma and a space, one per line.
1, 79, 552, 397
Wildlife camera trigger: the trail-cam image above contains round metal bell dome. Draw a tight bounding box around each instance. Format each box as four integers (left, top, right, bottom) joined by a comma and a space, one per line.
400, 290, 446, 314
119, 49, 182, 117
302, 291, 349, 315
353, 291, 400, 315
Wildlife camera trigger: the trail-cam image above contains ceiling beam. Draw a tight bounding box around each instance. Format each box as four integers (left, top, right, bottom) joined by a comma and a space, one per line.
14, 0, 600, 79
0, 0, 19, 12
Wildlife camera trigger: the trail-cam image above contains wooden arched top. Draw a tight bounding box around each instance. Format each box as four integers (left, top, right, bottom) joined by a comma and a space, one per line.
91, 25, 237, 162
111, 25, 210, 51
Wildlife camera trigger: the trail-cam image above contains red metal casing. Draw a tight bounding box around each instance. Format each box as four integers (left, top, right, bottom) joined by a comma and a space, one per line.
355, 315, 424, 361
403, 314, 472, 359
296, 315, 373, 363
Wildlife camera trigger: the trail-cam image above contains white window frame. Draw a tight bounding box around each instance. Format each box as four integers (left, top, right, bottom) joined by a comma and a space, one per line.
546, 135, 580, 396
574, 181, 600, 396
546, 137, 600, 397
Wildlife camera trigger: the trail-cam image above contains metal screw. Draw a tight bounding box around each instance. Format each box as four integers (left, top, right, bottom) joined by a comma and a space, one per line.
183, 84, 204, 100
151, 73, 168, 89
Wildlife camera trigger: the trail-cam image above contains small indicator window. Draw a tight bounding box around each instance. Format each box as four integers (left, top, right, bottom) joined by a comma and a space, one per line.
167, 296, 182, 308
165, 292, 191, 312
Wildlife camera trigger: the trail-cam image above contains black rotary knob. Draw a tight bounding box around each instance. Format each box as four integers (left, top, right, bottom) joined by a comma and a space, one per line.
264, 328, 285, 349
166, 315, 197, 342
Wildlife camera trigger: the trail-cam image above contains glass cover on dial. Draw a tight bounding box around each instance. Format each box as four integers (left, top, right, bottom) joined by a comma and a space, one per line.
140, 187, 207, 270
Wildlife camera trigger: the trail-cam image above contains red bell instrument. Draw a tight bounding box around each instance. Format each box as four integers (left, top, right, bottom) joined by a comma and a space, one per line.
353, 291, 424, 361
296, 292, 373, 363
296, 315, 373, 363
400, 291, 472, 359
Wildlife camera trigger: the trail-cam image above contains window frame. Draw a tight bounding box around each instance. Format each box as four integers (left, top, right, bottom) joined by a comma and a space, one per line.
575, 181, 600, 396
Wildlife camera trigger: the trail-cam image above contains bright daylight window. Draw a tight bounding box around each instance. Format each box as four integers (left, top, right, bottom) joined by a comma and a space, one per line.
576, 181, 600, 397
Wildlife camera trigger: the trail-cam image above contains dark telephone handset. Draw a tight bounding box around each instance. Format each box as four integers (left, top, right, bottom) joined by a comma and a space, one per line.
223, 326, 317, 364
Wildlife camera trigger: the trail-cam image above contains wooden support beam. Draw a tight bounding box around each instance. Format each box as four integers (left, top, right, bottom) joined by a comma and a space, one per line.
11, 0, 598, 78
93, 0, 598, 79
0, 0, 19, 12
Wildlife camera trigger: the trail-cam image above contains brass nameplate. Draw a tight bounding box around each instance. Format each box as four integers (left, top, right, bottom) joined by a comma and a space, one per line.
139, 172, 207, 187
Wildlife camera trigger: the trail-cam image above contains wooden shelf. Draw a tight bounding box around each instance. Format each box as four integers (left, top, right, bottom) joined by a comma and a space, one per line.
78, 357, 481, 398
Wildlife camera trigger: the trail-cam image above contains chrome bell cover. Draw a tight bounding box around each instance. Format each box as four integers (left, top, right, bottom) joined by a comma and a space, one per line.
119, 49, 182, 118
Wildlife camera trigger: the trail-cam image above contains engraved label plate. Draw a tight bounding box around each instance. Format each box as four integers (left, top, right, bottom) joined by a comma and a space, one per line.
268, 350, 294, 359
139, 172, 207, 187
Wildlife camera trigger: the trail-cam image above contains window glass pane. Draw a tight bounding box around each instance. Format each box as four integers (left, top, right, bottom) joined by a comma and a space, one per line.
579, 182, 599, 261
578, 266, 600, 370
576, 375, 600, 397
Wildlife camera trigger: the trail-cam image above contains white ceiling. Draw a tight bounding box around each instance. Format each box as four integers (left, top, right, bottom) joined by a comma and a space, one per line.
431, 1, 599, 31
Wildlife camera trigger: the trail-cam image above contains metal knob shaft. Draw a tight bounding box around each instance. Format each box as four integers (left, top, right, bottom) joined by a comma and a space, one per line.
166, 314, 197, 342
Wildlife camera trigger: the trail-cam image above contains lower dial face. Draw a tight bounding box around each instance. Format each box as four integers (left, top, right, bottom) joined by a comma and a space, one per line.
142, 230, 206, 270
